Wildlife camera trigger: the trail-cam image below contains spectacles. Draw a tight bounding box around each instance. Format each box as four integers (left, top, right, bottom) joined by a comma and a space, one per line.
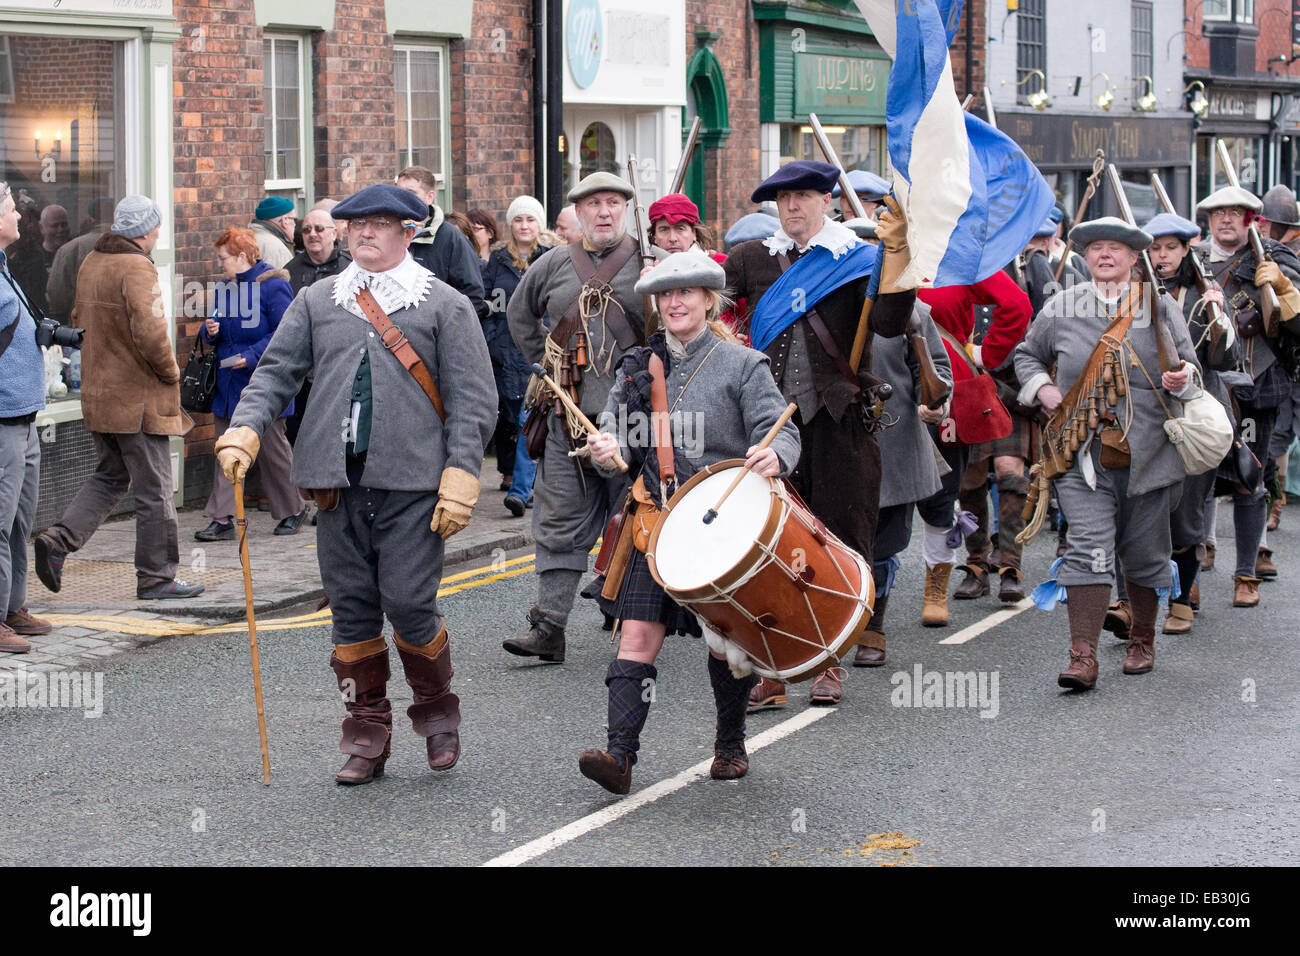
302, 224, 334, 234
348, 216, 398, 231
1209, 208, 1246, 221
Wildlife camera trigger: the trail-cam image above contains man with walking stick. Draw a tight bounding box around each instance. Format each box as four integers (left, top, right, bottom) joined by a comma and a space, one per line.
216, 183, 497, 785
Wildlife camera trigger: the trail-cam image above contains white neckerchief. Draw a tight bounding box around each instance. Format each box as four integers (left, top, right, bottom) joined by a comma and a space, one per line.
762, 217, 859, 260
665, 324, 708, 361
1088, 282, 1130, 317
1208, 239, 1248, 263
333, 254, 434, 318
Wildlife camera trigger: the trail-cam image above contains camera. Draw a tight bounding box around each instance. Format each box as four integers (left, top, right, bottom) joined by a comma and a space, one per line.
35, 317, 84, 349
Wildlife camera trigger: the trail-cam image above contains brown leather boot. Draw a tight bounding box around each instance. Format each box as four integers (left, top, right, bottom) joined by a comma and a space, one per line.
853, 594, 887, 666
995, 483, 1027, 602
1256, 547, 1277, 580
1058, 584, 1109, 690
1123, 583, 1158, 675
953, 562, 990, 599
922, 562, 953, 626
1233, 575, 1261, 607
748, 677, 787, 710
394, 627, 461, 771
578, 750, 633, 794
1162, 602, 1194, 635
329, 637, 392, 785
1268, 493, 1285, 531
809, 666, 846, 705
997, 568, 1025, 603
1102, 600, 1132, 641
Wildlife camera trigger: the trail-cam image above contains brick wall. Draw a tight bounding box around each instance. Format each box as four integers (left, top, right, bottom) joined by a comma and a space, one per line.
948, 0, 987, 103
1186, 0, 1300, 75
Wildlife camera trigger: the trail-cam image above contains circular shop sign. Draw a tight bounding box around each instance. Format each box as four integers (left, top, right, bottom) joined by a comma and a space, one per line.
567, 0, 603, 89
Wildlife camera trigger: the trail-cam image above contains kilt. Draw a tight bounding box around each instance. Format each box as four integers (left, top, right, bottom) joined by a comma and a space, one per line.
593, 549, 702, 637
968, 409, 1036, 464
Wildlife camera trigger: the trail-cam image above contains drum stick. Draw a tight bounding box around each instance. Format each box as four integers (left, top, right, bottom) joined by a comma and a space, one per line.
702, 403, 797, 525
529, 363, 628, 472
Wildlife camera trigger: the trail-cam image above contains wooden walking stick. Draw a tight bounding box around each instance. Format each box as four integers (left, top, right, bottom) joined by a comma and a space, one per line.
233, 472, 271, 785
702, 403, 797, 525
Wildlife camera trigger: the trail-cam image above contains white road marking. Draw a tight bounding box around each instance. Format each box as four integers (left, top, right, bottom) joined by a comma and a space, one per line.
481, 705, 835, 867
938, 597, 1036, 645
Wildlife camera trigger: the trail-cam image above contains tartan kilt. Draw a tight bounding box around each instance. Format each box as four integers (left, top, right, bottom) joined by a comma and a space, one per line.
592, 549, 702, 637
968, 409, 1037, 463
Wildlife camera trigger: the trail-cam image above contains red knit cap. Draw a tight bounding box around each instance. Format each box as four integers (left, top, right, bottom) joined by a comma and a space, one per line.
648, 193, 700, 225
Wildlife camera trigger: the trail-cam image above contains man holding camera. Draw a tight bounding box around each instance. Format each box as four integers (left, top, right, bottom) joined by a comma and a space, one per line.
33, 196, 203, 601
0, 183, 52, 652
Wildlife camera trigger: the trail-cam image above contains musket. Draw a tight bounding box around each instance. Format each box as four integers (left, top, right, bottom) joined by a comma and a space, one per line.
808, 113, 868, 222
982, 86, 997, 129
1054, 149, 1106, 283
1106, 163, 1182, 373
1150, 170, 1226, 331
669, 116, 702, 196
1215, 138, 1280, 333
626, 153, 659, 334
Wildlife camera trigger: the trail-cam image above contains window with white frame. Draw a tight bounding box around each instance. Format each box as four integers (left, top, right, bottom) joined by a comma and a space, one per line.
264, 35, 305, 188
1203, 0, 1254, 22
0, 37, 14, 103
394, 45, 447, 188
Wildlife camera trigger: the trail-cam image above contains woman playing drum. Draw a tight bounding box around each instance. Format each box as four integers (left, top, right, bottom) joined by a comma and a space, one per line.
582, 249, 801, 795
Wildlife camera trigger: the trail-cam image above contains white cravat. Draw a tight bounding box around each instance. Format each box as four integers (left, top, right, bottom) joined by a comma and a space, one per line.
333, 254, 434, 318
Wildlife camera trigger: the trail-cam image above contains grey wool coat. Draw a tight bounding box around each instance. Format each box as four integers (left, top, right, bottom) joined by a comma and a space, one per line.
594, 328, 801, 499
874, 301, 952, 509
507, 238, 646, 419
1015, 282, 1201, 497
229, 267, 497, 491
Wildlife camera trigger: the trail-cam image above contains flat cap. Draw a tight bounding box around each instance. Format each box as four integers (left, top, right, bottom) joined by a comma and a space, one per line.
648, 193, 700, 225
567, 171, 635, 204
112, 195, 161, 239
1196, 185, 1263, 214
831, 169, 891, 201
751, 161, 840, 203
1033, 216, 1058, 239
332, 184, 428, 224
1143, 212, 1200, 242
1068, 216, 1152, 251
634, 249, 726, 295
724, 212, 780, 247
1261, 184, 1300, 227
256, 195, 295, 220
1048, 205, 1065, 224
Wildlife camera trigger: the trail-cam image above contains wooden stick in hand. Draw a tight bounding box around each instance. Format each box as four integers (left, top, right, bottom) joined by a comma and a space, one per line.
530, 363, 628, 472
703, 403, 797, 525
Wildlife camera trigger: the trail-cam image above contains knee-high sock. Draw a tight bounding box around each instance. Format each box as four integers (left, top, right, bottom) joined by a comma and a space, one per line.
538, 568, 582, 627
922, 523, 956, 569
606, 658, 656, 763
959, 484, 990, 567
995, 473, 1029, 573
1066, 584, 1111, 649
1126, 581, 1159, 637
1171, 546, 1199, 609
709, 654, 758, 754
1233, 498, 1266, 577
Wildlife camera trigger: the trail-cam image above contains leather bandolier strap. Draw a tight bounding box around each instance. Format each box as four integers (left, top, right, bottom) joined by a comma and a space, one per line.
550, 236, 642, 350
355, 286, 445, 421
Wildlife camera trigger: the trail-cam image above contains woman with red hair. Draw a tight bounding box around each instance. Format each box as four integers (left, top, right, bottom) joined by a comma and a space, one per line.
196, 226, 303, 540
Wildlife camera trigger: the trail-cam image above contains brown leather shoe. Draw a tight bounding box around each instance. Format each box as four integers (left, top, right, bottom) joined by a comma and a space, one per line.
4, 608, 52, 636
0, 622, 32, 654
853, 630, 886, 667
710, 746, 749, 780
1233, 575, 1261, 608
997, 568, 1025, 603
1256, 547, 1278, 580
809, 666, 846, 706
578, 749, 632, 794
1268, 494, 1285, 531
1122, 627, 1155, 674
1162, 602, 1193, 635
748, 677, 787, 710
395, 629, 461, 771
1103, 601, 1132, 641
953, 564, 990, 600
330, 639, 392, 785
922, 562, 952, 626
1057, 643, 1098, 690
1201, 541, 1215, 571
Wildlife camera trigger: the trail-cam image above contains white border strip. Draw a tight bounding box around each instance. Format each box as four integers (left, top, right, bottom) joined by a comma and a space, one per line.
938, 598, 1035, 645
481, 706, 834, 867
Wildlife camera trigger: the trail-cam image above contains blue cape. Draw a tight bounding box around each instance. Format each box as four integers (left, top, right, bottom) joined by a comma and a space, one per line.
748, 243, 879, 353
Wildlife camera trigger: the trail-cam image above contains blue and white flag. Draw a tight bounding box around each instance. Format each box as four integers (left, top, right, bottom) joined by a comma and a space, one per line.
853, 0, 1055, 288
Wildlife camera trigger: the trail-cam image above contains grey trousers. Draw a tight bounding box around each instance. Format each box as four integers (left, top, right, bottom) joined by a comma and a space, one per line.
205, 416, 301, 522
1055, 447, 1178, 590
316, 477, 446, 647
0, 421, 40, 616
530, 413, 628, 625
47, 431, 179, 589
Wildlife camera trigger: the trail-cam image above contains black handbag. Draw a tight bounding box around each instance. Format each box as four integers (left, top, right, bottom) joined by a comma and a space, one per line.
1215, 436, 1263, 497
179, 338, 217, 414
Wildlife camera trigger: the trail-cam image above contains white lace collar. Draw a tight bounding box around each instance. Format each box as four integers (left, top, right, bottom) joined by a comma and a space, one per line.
762, 217, 860, 259
332, 255, 434, 318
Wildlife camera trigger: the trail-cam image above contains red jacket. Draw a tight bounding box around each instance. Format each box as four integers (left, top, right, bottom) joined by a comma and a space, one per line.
917, 271, 1030, 383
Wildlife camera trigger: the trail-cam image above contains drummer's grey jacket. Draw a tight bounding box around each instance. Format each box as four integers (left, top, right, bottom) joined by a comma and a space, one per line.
229, 267, 497, 491
1014, 282, 1200, 497
593, 327, 801, 484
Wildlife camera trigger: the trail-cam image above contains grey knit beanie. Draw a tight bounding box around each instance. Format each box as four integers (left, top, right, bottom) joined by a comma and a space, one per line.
112, 195, 162, 238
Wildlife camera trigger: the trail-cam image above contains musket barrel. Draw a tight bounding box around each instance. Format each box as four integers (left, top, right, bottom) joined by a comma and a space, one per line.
808, 113, 868, 221
670, 116, 702, 196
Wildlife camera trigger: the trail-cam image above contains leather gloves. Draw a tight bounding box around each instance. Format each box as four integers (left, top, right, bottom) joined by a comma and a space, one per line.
1256, 261, 1300, 321
215, 426, 260, 483
432, 466, 479, 539
875, 195, 911, 293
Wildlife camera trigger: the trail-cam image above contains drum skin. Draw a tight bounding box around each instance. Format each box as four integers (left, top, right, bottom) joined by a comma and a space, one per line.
647, 460, 874, 682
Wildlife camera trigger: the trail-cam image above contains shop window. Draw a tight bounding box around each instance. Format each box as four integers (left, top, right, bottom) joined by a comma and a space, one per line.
579, 122, 618, 179
395, 45, 447, 194
1203, 0, 1254, 22
1131, 2, 1153, 103
264, 35, 305, 188
0, 33, 126, 330
1016, 0, 1046, 108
